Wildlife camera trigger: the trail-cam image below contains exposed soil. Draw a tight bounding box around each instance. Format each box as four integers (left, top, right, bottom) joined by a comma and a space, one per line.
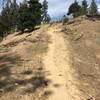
0, 17, 100, 100
43, 28, 80, 100
0, 25, 50, 100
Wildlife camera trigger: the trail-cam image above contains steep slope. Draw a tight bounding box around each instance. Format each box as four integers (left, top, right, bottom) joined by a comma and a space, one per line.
0, 17, 100, 100
0, 25, 50, 100
63, 17, 100, 100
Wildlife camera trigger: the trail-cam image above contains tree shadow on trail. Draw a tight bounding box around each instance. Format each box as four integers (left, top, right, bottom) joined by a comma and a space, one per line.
0, 53, 23, 93
0, 53, 51, 95
23, 75, 50, 94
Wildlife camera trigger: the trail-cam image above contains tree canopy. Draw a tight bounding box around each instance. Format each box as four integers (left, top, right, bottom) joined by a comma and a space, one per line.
0, 0, 45, 34
17, 0, 42, 32
90, 0, 98, 16
67, 0, 82, 17
82, 0, 88, 15
41, 0, 51, 24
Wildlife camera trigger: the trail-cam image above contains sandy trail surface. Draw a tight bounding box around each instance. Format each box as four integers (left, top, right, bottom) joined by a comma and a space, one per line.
43, 28, 80, 100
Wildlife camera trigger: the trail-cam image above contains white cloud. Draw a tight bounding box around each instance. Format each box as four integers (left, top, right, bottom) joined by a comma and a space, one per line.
41, 0, 75, 19
98, 4, 100, 12
16, 0, 100, 19
41, 0, 100, 20
1, 0, 99, 19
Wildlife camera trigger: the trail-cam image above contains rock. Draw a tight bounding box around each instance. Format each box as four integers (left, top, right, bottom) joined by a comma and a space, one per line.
60, 27, 67, 32
60, 27, 73, 34
15, 83, 19, 86
74, 33, 83, 41
0, 89, 4, 93
87, 97, 95, 100
67, 20, 76, 25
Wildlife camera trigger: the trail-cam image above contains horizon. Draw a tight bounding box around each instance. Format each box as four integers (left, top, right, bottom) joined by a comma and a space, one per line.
0, 0, 100, 20
44, 0, 100, 20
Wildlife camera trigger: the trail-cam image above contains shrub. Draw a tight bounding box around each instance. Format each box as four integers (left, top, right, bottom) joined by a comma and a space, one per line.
62, 15, 69, 24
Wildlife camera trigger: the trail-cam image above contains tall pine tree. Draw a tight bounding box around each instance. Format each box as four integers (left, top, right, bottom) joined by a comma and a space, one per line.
17, 0, 42, 33
28, 0, 42, 26
42, 0, 51, 24
0, 0, 19, 33
67, 0, 82, 17
10, 0, 19, 31
82, 0, 88, 15
2, 0, 11, 32
17, 1, 29, 33
90, 0, 98, 16
0, 4, 11, 33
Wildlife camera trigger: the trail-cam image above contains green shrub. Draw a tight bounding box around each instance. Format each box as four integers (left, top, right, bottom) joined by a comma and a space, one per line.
62, 15, 69, 24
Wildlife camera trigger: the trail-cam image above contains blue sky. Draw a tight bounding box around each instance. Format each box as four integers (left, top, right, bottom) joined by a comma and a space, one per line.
1, 0, 100, 20
40, 0, 100, 20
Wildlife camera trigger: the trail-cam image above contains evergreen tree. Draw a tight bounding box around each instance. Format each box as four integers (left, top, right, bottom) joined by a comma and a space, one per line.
17, 0, 42, 32
10, 0, 19, 31
0, 5, 11, 33
0, 0, 18, 33
90, 0, 98, 16
67, 0, 82, 17
62, 15, 69, 24
3, 0, 12, 8
17, 1, 29, 33
28, 0, 42, 27
42, 0, 51, 23
82, 0, 88, 15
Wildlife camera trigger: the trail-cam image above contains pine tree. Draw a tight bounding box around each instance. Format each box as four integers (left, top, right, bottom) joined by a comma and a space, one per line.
28, 0, 42, 27
0, 5, 11, 33
3, 0, 12, 8
10, 0, 19, 31
0, 0, 19, 33
17, 1, 29, 33
62, 15, 69, 24
17, 0, 42, 33
82, 0, 88, 15
67, 0, 82, 17
90, 0, 98, 16
42, 0, 51, 23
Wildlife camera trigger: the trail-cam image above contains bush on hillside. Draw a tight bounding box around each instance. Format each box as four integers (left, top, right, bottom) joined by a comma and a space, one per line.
67, 1, 82, 17
62, 15, 69, 24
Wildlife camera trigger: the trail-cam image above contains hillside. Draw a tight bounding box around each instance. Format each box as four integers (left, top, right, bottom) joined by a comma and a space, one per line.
0, 17, 100, 100
62, 17, 100, 100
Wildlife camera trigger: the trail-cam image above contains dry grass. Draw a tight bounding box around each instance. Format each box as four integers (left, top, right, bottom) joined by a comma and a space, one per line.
63, 17, 100, 100
0, 25, 51, 100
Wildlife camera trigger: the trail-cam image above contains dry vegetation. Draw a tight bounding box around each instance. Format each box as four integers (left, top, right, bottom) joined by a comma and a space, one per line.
62, 17, 100, 100
0, 17, 100, 100
0, 25, 51, 100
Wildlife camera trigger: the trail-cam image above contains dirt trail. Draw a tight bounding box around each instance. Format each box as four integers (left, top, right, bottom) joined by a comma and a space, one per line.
43, 28, 80, 100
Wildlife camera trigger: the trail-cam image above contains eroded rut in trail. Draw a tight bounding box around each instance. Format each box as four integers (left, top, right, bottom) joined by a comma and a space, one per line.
43, 29, 80, 100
